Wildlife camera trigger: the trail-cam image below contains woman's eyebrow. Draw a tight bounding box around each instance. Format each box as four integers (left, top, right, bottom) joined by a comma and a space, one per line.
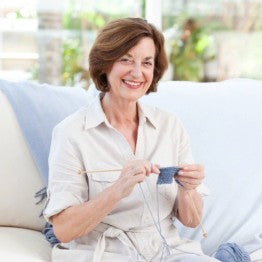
124, 54, 154, 60
124, 53, 133, 58
144, 57, 154, 60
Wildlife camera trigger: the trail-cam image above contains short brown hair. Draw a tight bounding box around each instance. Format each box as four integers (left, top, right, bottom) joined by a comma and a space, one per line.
89, 18, 168, 93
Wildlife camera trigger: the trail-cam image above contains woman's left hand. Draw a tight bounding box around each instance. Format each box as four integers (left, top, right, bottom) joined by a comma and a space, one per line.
176, 164, 205, 191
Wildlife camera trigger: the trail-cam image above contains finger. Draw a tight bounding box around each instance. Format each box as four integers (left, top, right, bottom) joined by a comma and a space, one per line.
125, 160, 145, 170
176, 180, 197, 190
178, 170, 205, 180
151, 163, 160, 174
143, 161, 151, 176
132, 166, 146, 176
176, 176, 202, 186
124, 166, 143, 177
179, 164, 204, 172
134, 173, 147, 183
128, 160, 150, 176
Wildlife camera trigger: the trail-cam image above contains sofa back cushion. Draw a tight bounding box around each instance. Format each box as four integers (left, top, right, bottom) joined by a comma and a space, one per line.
0, 91, 45, 231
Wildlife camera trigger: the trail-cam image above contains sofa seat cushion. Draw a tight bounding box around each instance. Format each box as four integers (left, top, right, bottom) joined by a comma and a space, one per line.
250, 248, 262, 261
0, 227, 51, 261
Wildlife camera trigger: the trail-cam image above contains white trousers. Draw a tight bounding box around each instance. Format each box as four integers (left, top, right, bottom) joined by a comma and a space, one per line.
165, 254, 220, 262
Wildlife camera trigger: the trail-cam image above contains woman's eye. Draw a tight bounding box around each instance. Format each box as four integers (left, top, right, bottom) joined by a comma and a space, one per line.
120, 58, 132, 64
144, 62, 153, 66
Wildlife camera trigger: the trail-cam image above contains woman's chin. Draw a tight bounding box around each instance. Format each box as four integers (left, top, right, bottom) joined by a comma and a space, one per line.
120, 92, 143, 102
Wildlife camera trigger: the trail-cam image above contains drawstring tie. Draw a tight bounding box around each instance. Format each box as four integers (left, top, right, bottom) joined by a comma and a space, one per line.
93, 226, 138, 262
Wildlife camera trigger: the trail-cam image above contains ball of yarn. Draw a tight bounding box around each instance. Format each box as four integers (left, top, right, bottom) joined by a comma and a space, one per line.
214, 243, 251, 262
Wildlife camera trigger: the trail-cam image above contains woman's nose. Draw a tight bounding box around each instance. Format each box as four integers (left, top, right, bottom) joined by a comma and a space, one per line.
130, 64, 143, 78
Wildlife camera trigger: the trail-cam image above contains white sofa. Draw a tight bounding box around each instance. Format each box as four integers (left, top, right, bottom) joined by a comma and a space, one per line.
0, 79, 262, 261
0, 85, 51, 261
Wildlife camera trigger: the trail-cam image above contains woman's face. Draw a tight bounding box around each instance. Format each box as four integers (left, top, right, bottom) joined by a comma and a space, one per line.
106, 37, 155, 102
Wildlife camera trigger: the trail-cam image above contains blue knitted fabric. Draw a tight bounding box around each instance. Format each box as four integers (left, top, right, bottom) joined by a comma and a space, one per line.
157, 166, 180, 184
42, 222, 60, 247
214, 243, 251, 262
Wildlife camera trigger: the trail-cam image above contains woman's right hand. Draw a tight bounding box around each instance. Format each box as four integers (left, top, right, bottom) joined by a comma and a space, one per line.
114, 159, 160, 199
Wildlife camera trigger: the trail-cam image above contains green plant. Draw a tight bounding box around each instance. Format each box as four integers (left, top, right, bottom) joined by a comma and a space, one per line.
62, 5, 107, 87
170, 18, 215, 82
141, 0, 146, 18
61, 38, 90, 87
63, 10, 106, 30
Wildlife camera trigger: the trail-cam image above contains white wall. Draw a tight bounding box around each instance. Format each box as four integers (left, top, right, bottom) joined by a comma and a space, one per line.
145, 0, 162, 30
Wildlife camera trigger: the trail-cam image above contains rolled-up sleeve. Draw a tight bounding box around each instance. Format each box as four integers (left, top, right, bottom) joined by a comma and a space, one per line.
43, 126, 88, 224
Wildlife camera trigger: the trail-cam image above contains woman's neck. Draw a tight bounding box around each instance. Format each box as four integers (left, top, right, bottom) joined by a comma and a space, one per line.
101, 93, 138, 126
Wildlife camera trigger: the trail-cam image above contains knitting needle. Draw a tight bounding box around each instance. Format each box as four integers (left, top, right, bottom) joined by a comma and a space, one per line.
187, 190, 208, 238
77, 168, 122, 175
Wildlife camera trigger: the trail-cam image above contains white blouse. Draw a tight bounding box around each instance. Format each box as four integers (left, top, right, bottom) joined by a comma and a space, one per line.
43, 93, 208, 262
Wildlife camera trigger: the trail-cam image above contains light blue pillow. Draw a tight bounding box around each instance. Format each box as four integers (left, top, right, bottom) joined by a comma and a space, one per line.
0, 79, 96, 184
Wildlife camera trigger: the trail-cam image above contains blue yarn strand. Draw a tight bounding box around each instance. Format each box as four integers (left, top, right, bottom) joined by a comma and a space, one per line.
139, 184, 170, 262
137, 166, 181, 261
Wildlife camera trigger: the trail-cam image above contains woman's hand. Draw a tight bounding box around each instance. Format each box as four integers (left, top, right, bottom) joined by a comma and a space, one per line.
176, 164, 205, 191
114, 160, 160, 199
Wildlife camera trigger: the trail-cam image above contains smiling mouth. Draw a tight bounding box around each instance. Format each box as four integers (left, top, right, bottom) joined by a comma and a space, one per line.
122, 79, 143, 89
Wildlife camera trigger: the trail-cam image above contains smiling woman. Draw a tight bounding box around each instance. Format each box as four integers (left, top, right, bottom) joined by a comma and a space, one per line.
43, 18, 219, 262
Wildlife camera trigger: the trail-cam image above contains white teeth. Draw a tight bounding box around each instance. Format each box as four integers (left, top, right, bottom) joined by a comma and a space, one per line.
123, 80, 141, 86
